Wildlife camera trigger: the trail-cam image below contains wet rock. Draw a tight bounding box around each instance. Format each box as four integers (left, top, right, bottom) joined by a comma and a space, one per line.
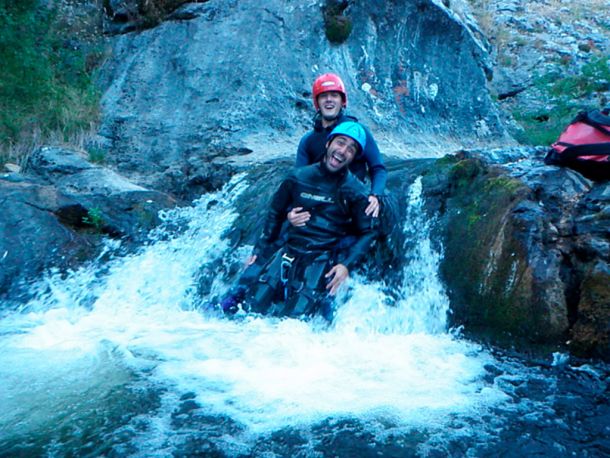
26, 146, 177, 241
570, 261, 610, 359
0, 178, 94, 300
424, 153, 569, 341
421, 149, 610, 359
0, 146, 178, 301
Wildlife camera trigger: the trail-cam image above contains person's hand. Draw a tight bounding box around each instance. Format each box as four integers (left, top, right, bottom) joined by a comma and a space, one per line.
365, 195, 380, 218
325, 263, 349, 296
287, 207, 311, 227
245, 254, 257, 266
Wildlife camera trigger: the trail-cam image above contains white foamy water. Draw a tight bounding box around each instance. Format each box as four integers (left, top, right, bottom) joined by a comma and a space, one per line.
0, 174, 510, 453
333, 177, 449, 335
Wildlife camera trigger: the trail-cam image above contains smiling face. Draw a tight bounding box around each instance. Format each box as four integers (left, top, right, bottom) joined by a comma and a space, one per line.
317, 91, 344, 122
324, 135, 359, 173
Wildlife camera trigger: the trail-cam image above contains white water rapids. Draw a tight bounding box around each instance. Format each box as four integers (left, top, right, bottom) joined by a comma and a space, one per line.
0, 174, 524, 455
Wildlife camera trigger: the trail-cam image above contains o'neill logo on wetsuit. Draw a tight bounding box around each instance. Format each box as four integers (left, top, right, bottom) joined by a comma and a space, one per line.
300, 192, 334, 203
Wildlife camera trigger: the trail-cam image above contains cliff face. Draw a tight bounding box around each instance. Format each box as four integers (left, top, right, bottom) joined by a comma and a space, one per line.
466, 0, 610, 143
96, 0, 509, 195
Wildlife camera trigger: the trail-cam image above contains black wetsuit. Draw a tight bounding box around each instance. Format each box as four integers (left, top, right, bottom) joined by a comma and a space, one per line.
230, 161, 377, 318
254, 162, 376, 264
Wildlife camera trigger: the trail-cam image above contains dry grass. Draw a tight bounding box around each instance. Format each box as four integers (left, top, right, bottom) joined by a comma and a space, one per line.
3, 126, 100, 170
460, 0, 610, 145
0, 0, 106, 169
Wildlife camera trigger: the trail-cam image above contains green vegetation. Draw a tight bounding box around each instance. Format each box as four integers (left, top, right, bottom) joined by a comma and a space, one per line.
467, 206, 481, 228
436, 154, 460, 166
484, 176, 523, 194
0, 0, 103, 164
513, 54, 610, 146
88, 145, 106, 163
82, 207, 104, 230
323, 0, 353, 44
462, 177, 522, 229
448, 157, 483, 191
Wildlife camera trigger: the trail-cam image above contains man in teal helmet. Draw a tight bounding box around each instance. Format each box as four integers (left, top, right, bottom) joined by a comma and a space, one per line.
221, 122, 377, 319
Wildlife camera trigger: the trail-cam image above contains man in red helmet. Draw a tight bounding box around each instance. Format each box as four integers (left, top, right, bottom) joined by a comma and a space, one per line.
289, 73, 387, 228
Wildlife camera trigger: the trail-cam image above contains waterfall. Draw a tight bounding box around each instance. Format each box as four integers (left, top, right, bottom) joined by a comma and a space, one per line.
0, 174, 512, 455
333, 177, 449, 335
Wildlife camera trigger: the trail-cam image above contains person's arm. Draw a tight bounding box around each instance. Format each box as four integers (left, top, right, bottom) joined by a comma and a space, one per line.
253, 175, 295, 258
325, 192, 377, 295
337, 226, 377, 269
289, 133, 315, 227
296, 132, 313, 167
336, 190, 378, 269
362, 127, 387, 197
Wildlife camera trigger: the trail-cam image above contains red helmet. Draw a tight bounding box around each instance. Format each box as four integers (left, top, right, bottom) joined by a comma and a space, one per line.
312, 73, 347, 110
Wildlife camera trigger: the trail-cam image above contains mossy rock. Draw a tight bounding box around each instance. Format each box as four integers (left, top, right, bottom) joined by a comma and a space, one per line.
436, 158, 568, 341
447, 157, 486, 191
323, 0, 353, 44
570, 262, 610, 360
324, 15, 353, 44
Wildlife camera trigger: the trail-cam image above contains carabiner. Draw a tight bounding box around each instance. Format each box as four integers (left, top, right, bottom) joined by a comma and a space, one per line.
280, 253, 295, 284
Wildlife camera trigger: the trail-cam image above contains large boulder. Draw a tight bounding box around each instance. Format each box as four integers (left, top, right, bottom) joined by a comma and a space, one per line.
0, 146, 179, 301
0, 178, 93, 300
26, 146, 177, 240
421, 148, 610, 359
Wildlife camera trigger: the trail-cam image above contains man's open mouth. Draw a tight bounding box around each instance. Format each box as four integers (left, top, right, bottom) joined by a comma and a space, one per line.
330, 152, 345, 165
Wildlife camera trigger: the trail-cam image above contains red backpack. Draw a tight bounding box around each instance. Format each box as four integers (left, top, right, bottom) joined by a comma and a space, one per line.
544, 108, 610, 180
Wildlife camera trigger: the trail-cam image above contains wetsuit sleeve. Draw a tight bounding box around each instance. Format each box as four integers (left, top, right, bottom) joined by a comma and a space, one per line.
296, 132, 313, 166
337, 192, 378, 269
362, 127, 387, 196
253, 174, 295, 257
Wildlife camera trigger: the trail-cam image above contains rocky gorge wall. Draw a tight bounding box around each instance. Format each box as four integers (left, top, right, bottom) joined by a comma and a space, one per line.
95, 0, 509, 196
467, 0, 610, 142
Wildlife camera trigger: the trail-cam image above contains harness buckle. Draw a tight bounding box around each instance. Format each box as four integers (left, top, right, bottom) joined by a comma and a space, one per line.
280, 253, 295, 284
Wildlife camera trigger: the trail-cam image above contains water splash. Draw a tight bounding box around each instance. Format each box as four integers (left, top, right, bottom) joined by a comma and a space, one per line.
0, 174, 510, 455
334, 177, 449, 335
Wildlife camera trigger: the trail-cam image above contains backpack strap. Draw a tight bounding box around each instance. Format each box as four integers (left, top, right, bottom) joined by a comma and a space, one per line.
580, 110, 610, 135
561, 143, 610, 160
587, 108, 610, 125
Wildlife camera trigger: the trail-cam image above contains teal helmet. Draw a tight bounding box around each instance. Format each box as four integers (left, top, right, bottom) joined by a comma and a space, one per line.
327, 121, 366, 152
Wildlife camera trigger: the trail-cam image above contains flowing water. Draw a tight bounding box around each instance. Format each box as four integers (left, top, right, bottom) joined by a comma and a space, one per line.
0, 175, 608, 457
